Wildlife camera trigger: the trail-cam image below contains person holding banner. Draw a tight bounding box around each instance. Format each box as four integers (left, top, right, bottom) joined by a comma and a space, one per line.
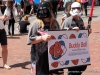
61, 2, 91, 75
27, 1, 64, 75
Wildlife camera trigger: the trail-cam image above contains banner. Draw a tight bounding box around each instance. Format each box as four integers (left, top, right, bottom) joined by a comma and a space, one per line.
48, 30, 91, 70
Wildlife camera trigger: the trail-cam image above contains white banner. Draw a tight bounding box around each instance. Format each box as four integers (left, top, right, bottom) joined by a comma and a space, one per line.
48, 30, 91, 70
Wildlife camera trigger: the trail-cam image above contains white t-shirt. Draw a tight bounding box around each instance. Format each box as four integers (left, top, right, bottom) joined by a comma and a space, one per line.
0, 10, 5, 29
4, 7, 18, 22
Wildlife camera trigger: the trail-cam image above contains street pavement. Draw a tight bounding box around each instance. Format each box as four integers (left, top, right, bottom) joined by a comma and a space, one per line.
0, 6, 100, 75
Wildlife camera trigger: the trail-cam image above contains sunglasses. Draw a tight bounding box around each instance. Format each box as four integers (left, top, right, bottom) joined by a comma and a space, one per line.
72, 7, 81, 10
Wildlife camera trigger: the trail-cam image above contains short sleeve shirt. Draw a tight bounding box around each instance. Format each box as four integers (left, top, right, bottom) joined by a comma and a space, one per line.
0, 10, 5, 29
61, 16, 85, 30
27, 19, 60, 75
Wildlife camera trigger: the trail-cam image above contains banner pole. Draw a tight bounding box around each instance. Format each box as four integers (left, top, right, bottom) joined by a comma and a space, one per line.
87, 0, 95, 29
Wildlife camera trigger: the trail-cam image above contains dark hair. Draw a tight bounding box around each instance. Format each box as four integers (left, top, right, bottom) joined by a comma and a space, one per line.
47, 1, 53, 10
0, 1, 2, 8
7, 1, 13, 10
65, 2, 72, 17
0, 1, 2, 5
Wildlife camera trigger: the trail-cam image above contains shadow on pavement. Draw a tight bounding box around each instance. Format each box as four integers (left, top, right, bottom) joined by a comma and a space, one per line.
0, 67, 3, 69
87, 8, 95, 10
82, 15, 98, 18
13, 33, 28, 36
92, 15, 98, 18
7, 33, 28, 36
7, 36, 20, 39
10, 61, 31, 69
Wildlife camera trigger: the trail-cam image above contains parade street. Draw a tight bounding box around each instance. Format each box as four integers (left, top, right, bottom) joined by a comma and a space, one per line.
0, 6, 100, 75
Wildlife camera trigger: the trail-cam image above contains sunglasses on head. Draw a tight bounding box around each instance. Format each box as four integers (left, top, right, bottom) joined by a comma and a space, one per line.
72, 7, 81, 10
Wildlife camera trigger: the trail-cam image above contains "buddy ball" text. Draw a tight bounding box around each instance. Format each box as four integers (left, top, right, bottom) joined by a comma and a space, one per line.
69, 42, 87, 49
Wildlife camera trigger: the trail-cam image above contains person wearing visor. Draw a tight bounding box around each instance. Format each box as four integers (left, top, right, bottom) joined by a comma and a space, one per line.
27, 1, 64, 75
61, 2, 91, 75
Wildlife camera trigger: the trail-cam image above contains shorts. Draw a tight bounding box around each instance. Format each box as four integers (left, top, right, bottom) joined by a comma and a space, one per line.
0, 29, 7, 45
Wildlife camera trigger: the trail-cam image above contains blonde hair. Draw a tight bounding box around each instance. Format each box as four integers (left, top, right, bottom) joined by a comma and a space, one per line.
24, 15, 28, 21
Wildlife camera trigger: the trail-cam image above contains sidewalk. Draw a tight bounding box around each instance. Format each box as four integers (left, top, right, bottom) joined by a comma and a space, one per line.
82, 20, 100, 75
0, 20, 100, 75
0, 34, 31, 75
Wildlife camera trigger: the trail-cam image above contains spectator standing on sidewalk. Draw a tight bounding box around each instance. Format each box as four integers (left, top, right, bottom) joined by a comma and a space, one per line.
58, 0, 64, 11
29, 0, 34, 15
98, 0, 100, 6
1, 1, 6, 14
60, 2, 72, 27
27, 1, 64, 75
0, 0, 11, 69
20, 0, 25, 16
81, 0, 88, 16
61, 2, 91, 75
45, 0, 58, 18
64, 0, 74, 13
4, 0, 18, 36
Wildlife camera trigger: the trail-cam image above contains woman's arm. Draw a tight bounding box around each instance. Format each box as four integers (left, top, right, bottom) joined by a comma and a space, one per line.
61, 18, 70, 30
0, 16, 4, 20
0, 15, 8, 21
27, 22, 52, 45
30, 36, 43, 44
60, 15, 66, 27
30, 34, 51, 44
